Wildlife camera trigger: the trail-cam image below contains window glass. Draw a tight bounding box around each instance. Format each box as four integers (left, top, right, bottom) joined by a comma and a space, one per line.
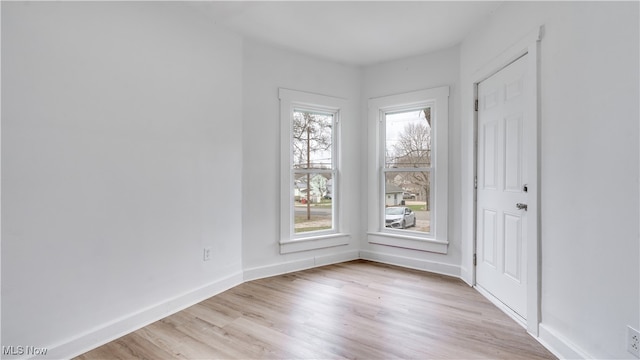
383, 109, 432, 234
293, 172, 333, 233
292, 110, 335, 234
279, 88, 347, 253
292, 111, 333, 169
385, 109, 431, 168
367, 86, 449, 253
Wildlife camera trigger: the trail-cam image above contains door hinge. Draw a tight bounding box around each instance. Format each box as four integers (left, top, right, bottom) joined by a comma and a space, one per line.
474, 176, 478, 189
473, 254, 477, 266
474, 99, 479, 112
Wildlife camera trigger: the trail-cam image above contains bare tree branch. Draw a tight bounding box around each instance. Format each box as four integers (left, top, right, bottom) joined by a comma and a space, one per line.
388, 111, 432, 210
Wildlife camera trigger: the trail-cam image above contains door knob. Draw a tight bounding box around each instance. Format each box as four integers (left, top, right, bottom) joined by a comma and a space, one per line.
516, 203, 528, 211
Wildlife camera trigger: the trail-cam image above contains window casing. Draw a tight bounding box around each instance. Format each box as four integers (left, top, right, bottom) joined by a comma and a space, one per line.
280, 89, 349, 254
367, 87, 449, 253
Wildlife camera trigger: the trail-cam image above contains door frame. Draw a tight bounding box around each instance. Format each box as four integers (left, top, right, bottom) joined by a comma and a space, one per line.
471, 26, 542, 336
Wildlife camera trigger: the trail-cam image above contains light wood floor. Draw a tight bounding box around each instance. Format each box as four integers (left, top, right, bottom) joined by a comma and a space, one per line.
76, 260, 556, 359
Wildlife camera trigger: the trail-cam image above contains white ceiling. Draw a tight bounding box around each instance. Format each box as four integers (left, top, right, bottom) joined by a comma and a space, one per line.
192, 1, 504, 66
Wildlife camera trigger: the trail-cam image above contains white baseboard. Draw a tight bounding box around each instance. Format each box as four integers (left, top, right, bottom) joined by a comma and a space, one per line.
42, 271, 244, 360
315, 249, 361, 267
39, 251, 589, 360
474, 284, 527, 328
473, 286, 593, 359
243, 249, 360, 282
41, 250, 356, 360
538, 323, 593, 360
459, 265, 474, 286
358, 250, 461, 278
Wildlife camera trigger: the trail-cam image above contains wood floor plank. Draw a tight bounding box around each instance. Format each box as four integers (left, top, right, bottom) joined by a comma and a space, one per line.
76, 260, 556, 360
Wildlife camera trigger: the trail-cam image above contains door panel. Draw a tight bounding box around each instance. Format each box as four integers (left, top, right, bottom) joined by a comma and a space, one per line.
504, 115, 523, 192
503, 212, 522, 282
476, 54, 528, 319
482, 209, 497, 268
482, 121, 498, 190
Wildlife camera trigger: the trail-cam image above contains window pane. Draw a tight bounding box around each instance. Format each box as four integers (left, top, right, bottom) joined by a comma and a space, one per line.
385, 108, 431, 169
294, 172, 333, 233
293, 110, 333, 169
384, 171, 431, 233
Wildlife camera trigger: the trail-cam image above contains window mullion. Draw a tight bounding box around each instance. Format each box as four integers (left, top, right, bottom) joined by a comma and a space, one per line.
280, 88, 349, 254
367, 86, 448, 253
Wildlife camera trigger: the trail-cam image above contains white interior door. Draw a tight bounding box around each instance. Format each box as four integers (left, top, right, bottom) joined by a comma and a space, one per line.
476, 54, 529, 320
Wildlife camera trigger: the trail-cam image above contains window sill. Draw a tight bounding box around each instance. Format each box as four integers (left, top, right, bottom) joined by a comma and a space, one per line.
367, 232, 448, 254
280, 233, 350, 254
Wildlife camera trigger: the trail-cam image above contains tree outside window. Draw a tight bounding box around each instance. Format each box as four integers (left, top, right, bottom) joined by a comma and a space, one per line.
367, 86, 449, 253
280, 88, 347, 253
384, 108, 432, 233
292, 110, 334, 233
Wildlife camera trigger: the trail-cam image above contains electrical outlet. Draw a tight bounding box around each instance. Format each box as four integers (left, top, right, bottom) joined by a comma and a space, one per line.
203, 247, 211, 261
629, 326, 640, 358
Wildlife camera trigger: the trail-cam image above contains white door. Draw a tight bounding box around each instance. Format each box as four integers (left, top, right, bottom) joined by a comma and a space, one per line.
476, 54, 529, 319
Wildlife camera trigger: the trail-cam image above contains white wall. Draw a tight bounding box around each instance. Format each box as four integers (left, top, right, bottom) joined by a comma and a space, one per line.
359, 46, 462, 275
460, 2, 640, 358
2, 3, 244, 358
241, 39, 362, 278
3, 2, 638, 360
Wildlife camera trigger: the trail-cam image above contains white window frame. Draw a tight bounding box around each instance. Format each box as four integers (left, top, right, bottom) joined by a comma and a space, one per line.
279, 88, 349, 254
367, 87, 449, 254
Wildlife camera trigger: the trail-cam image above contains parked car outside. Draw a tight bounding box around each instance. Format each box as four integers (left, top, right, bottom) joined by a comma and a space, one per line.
385, 206, 416, 229
403, 192, 416, 200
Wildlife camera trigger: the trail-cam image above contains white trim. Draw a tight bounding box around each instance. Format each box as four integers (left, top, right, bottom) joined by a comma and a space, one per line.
359, 250, 461, 278
42, 254, 578, 360
243, 250, 360, 282
538, 323, 593, 360
279, 233, 350, 254
279, 88, 346, 109
0, 2, 3, 347
46, 271, 244, 360
460, 266, 473, 286
475, 286, 589, 360
367, 232, 448, 254
469, 25, 542, 336
368, 87, 448, 109
279, 88, 347, 253
475, 284, 526, 328
471, 26, 544, 83
367, 86, 450, 251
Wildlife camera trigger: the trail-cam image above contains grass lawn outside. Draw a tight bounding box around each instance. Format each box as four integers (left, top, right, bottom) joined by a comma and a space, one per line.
294, 215, 332, 233
406, 204, 426, 211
